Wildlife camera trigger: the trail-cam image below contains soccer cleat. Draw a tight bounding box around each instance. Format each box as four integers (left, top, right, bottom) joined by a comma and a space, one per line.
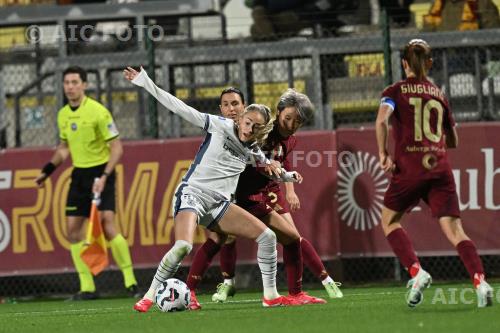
288, 292, 327, 305
262, 295, 302, 307
211, 282, 236, 302
406, 268, 432, 308
324, 281, 343, 298
476, 280, 493, 308
133, 298, 154, 312
189, 290, 202, 311
126, 284, 142, 298
67, 291, 99, 301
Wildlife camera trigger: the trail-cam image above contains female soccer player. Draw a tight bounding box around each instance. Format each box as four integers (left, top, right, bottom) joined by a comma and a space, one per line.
375, 39, 493, 308
123, 67, 293, 312
187, 89, 343, 310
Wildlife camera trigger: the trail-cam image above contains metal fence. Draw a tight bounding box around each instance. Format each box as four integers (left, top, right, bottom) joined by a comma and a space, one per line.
2, 28, 500, 148
2, 255, 500, 300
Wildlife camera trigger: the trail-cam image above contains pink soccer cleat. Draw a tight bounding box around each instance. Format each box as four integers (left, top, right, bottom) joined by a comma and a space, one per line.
287, 292, 327, 305
262, 295, 302, 307
188, 290, 202, 311
133, 298, 154, 312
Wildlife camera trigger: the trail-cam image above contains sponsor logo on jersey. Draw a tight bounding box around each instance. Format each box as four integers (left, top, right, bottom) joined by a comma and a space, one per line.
223, 137, 247, 162
71, 123, 77, 131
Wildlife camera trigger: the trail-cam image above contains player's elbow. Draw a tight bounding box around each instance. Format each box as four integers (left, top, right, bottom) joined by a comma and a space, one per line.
116, 143, 124, 158
58, 145, 70, 161
375, 118, 388, 131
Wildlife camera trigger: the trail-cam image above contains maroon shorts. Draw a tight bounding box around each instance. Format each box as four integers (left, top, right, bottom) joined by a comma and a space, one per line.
383, 171, 460, 218
238, 187, 290, 218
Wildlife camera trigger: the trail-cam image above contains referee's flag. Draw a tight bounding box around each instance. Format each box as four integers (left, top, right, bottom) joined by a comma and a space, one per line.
81, 198, 109, 275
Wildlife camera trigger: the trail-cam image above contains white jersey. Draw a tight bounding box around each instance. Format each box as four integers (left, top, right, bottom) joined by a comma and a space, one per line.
132, 69, 268, 200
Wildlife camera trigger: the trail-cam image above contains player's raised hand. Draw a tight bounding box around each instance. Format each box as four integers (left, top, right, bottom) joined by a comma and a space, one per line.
123, 66, 141, 81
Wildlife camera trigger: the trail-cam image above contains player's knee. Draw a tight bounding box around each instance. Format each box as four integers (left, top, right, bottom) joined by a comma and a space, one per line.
226, 234, 237, 244
256, 228, 277, 246
172, 240, 193, 258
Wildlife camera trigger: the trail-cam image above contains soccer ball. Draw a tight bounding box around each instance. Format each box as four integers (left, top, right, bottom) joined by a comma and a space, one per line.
155, 278, 191, 312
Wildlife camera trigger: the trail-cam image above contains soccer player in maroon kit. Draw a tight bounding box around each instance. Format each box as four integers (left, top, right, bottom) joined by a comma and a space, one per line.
375, 39, 493, 308
187, 89, 342, 310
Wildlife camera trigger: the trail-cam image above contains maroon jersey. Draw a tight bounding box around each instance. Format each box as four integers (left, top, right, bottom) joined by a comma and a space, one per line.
235, 124, 297, 203
381, 77, 455, 179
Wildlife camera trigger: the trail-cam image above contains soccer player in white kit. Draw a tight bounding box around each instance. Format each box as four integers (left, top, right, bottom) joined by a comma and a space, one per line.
124, 67, 296, 311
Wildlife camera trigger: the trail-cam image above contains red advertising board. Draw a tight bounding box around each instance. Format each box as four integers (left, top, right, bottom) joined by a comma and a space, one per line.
0, 123, 498, 276
335, 123, 500, 257
0, 133, 338, 276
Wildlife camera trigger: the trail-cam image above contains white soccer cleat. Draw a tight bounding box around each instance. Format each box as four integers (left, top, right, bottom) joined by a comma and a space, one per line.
406, 268, 432, 308
476, 280, 493, 308
211, 282, 236, 303
324, 281, 343, 298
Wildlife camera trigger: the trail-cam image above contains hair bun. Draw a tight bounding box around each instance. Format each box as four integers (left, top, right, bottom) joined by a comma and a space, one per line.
408, 39, 429, 47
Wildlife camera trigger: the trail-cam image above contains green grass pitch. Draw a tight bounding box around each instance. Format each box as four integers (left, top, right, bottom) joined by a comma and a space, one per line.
1, 283, 499, 333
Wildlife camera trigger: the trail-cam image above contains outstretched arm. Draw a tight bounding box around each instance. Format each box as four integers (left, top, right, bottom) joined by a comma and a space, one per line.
124, 67, 207, 129
269, 169, 302, 183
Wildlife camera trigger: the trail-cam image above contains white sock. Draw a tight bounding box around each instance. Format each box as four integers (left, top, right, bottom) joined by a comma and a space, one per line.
144, 240, 192, 300
224, 278, 234, 286
256, 228, 279, 300
322, 276, 334, 285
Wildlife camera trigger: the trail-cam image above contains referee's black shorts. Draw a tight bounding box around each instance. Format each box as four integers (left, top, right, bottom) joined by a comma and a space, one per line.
66, 163, 116, 217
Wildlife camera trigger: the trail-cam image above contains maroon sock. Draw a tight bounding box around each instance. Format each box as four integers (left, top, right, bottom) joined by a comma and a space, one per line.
220, 241, 237, 279
186, 238, 221, 290
301, 238, 329, 281
456, 240, 484, 286
386, 228, 419, 276
283, 239, 303, 295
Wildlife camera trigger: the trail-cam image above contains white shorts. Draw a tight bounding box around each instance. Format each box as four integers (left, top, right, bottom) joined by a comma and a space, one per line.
172, 183, 231, 229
